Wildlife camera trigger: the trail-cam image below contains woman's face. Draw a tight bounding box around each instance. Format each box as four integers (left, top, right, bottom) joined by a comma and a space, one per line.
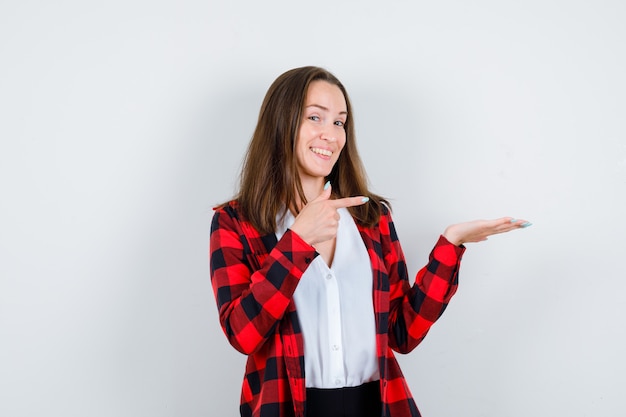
295, 80, 348, 184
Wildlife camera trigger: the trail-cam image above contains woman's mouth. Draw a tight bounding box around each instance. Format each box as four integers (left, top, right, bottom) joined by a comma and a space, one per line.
310, 147, 332, 157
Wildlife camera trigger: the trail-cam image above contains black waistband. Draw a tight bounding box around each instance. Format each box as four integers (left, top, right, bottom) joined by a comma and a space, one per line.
306, 381, 381, 417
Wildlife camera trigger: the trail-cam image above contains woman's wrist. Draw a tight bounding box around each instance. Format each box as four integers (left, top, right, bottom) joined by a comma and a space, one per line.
443, 225, 463, 246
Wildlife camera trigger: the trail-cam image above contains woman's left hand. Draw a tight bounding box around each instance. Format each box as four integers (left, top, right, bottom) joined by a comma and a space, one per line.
443, 217, 532, 246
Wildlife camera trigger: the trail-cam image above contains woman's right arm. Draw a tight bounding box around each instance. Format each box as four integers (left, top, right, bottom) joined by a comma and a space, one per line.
209, 206, 317, 355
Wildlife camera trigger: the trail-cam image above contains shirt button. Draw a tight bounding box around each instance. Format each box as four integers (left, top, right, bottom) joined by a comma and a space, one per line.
332, 344, 340, 351
335, 379, 342, 386
326, 274, 333, 280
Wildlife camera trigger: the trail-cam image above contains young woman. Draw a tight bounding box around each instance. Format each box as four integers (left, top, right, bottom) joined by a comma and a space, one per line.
210, 66, 530, 417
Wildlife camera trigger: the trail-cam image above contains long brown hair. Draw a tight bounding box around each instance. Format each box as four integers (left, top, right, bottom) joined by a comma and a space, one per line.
231, 66, 388, 234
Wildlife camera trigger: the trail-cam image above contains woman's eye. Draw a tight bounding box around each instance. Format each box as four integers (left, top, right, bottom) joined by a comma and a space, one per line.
308, 115, 320, 121
334, 120, 345, 127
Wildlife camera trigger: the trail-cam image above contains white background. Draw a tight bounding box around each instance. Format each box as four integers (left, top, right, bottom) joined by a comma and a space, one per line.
1, 1, 625, 416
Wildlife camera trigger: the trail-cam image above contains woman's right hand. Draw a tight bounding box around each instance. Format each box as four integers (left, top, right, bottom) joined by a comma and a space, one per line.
290, 184, 369, 246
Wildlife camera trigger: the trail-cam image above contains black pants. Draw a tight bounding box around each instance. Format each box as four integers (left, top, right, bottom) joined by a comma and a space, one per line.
306, 380, 382, 417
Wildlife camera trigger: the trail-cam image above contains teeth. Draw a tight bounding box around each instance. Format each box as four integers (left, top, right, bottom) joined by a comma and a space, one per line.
311, 147, 332, 157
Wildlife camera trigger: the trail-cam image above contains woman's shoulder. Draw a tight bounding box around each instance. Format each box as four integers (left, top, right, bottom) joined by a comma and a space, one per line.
380, 201, 391, 216
211, 200, 243, 227
213, 199, 240, 213
374, 199, 392, 224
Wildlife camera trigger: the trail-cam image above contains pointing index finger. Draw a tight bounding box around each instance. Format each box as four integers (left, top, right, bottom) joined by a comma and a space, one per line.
330, 196, 370, 209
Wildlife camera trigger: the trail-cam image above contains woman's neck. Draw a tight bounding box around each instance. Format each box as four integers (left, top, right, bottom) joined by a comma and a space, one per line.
297, 177, 326, 208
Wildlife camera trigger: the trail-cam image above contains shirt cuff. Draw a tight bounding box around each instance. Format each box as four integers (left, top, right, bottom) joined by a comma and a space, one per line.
276, 228, 319, 269
434, 234, 466, 265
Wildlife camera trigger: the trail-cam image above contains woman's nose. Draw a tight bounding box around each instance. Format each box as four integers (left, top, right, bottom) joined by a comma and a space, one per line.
320, 124, 336, 142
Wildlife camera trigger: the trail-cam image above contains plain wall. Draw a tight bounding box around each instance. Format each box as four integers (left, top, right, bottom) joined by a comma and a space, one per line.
1, 0, 625, 416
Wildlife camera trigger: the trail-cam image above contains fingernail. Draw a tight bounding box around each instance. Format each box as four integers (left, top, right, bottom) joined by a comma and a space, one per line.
361, 197, 370, 203
510, 218, 518, 223
521, 222, 532, 228
324, 181, 330, 190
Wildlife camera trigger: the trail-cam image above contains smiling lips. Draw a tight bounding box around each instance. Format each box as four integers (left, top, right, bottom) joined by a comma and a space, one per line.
310, 147, 332, 157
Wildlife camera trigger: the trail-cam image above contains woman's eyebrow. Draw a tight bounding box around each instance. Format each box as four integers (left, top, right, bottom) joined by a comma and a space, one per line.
305, 104, 348, 115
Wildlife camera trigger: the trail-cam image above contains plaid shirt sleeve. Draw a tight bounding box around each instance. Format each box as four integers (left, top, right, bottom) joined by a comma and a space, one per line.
380, 206, 466, 353
210, 204, 318, 355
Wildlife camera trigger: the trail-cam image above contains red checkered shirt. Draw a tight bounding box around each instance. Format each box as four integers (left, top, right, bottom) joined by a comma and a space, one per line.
210, 201, 465, 417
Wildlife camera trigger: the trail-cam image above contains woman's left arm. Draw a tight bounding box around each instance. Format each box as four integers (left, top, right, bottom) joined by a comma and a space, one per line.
383, 211, 530, 353
382, 209, 464, 353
